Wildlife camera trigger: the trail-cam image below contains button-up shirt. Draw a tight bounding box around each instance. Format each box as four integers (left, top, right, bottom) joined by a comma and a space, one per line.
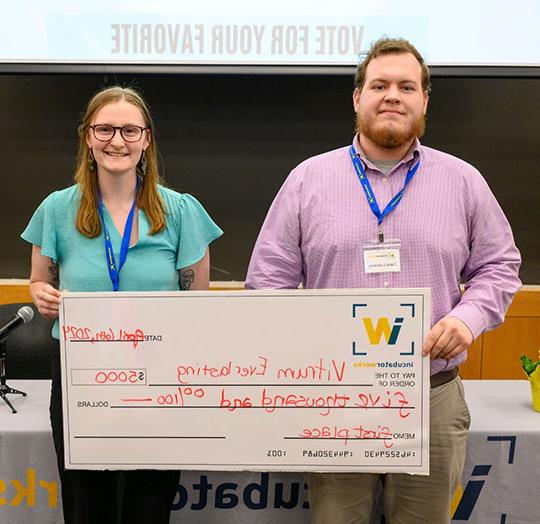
246, 136, 521, 374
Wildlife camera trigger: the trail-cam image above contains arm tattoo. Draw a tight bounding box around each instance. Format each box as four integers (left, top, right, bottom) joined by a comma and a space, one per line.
180, 269, 195, 290
48, 261, 59, 288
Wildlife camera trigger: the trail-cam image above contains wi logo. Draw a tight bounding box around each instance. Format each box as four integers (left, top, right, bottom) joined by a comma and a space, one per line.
363, 317, 404, 345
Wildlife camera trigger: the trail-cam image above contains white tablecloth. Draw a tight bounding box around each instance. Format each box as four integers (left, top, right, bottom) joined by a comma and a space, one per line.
1, 380, 539, 524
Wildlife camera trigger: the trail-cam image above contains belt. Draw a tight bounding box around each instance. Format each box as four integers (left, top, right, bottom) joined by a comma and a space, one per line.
430, 367, 459, 388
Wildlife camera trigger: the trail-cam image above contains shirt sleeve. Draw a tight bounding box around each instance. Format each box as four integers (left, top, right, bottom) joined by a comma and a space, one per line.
245, 168, 303, 289
176, 194, 223, 269
20, 192, 58, 262
448, 174, 522, 338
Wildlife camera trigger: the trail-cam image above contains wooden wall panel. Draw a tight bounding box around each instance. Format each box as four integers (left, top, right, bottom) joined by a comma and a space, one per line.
0, 283, 32, 305
0, 281, 243, 305
506, 289, 540, 317
481, 317, 540, 379
459, 337, 483, 380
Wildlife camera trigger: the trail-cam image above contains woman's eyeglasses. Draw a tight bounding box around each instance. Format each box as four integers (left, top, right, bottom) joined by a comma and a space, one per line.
89, 124, 148, 142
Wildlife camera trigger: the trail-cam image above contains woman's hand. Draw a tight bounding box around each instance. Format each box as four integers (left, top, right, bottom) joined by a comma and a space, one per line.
31, 281, 62, 320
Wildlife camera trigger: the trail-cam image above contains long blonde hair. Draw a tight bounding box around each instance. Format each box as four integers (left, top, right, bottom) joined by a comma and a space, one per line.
75, 86, 165, 237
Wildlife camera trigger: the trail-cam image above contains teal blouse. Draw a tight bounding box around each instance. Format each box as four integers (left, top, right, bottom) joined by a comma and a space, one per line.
21, 184, 223, 337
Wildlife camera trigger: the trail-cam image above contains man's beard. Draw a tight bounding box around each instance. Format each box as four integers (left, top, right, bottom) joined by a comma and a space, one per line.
356, 111, 426, 149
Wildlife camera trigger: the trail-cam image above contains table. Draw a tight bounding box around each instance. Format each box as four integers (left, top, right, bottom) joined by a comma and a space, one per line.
1, 380, 539, 524
455, 381, 540, 524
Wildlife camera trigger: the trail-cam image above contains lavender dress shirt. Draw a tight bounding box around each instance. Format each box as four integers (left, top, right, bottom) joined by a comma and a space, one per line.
246, 136, 522, 375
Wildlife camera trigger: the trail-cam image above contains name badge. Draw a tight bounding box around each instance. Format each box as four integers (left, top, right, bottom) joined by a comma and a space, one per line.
363, 240, 401, 274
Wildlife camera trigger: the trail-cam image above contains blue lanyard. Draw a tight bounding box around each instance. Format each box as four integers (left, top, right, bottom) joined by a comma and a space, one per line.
349, 145, 419, 241
97, 179, 139, 291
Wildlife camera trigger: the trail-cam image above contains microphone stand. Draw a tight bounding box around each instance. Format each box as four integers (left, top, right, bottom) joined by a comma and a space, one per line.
0, 340, 26, 414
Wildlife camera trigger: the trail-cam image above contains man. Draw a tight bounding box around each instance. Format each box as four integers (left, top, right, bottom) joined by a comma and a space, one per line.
245, 38, 521, 524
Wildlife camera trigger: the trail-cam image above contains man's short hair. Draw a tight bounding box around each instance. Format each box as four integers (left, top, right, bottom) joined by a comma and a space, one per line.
354, 37, 431, 93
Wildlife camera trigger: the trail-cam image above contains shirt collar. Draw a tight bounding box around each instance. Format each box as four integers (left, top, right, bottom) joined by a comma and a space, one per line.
352, 135, 421, 172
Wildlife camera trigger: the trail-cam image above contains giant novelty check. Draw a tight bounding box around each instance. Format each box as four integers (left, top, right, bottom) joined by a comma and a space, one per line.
59, 289, 430, 473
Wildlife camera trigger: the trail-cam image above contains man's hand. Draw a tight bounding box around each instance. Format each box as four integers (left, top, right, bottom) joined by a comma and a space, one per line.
422, 316, 474, 359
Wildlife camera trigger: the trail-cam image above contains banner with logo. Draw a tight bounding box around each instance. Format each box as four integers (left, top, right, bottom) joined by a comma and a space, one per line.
59, 289, 430, 473
7, 380, 538, 523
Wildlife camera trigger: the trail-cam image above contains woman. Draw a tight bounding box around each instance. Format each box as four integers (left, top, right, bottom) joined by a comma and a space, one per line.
21, 86, 223, 523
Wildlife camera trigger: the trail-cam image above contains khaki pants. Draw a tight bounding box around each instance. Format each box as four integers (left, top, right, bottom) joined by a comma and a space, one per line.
307, 377, 471, 524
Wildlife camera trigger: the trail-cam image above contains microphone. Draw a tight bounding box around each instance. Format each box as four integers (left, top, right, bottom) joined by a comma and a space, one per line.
0, 306, 34, 343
